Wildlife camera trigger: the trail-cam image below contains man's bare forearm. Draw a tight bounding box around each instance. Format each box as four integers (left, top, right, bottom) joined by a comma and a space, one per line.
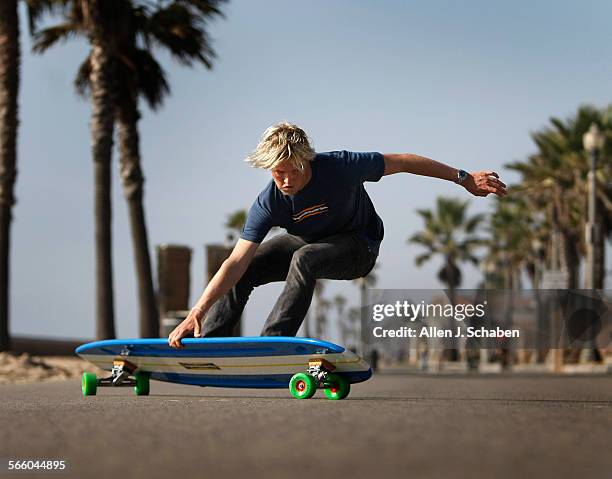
382, 153, 507, 198
383, 153, 459, 181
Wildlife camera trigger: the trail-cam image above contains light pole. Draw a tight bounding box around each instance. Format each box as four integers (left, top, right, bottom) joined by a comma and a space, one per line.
582, 123, 604, 290
582, 123, 604, 363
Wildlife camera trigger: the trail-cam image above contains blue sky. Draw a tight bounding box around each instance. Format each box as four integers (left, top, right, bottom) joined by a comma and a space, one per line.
13, 0, 612, 340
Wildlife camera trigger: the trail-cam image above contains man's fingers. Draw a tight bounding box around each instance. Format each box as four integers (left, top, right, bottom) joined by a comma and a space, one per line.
476, 185, 503, 197
488, 185, 506, 197
487, 183, 507, 196
168, 330, 184, 349
194, 320, 201, 338
491, 180, 507, 191
472, 174, 507, 198
487, 177, 506, 189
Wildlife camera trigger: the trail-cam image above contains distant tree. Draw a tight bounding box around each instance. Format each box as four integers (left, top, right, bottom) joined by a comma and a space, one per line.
352, 263, 378, 355
409, 197, 485, 361
225, 209, 247, 243
313, 280, 330, 339
333, 294, 347, 344
346, 307, 360, 350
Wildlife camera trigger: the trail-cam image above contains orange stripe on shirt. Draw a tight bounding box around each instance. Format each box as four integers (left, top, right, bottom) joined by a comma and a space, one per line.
293, 206, 328, 222
293, 209, 328, 224
294, 203, 327, 217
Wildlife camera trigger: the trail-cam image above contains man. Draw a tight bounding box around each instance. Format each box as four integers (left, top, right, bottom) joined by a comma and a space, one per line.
168, 122, 506, 347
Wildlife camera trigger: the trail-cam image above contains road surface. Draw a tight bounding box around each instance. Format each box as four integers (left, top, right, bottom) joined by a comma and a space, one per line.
1, 374, 611, 478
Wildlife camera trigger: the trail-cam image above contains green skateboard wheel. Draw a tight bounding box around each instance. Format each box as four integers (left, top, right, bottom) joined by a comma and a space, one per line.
289, 373, 317, 399
81, 372, 97, 396
323, 373, 350, 400
134, 371, 150, 396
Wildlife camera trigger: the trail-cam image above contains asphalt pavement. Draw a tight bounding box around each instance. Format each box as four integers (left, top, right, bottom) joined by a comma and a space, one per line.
1, 373, 611, 479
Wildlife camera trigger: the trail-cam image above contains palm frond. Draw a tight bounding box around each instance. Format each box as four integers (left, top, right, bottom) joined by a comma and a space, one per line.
176, 0, 227, 18
464, 213, 484, 234
415, 252, 432, 267
26, 0, 71, 35
32, 22, 82, 53
74, 54, 92, 97
148, 4, 216, 67
128, 49, 169, 110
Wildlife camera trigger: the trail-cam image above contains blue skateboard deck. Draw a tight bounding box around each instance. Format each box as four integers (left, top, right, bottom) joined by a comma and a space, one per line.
77, 337, 372, 399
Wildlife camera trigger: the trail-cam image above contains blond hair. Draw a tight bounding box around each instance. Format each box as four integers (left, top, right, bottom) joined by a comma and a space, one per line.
246, 122, 315, 170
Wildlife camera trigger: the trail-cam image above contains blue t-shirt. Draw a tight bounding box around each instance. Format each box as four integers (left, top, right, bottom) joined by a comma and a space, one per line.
240, 150, 385, 255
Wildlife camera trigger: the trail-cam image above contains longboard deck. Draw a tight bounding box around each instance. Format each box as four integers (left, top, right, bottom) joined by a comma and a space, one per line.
76, 337, 372, 388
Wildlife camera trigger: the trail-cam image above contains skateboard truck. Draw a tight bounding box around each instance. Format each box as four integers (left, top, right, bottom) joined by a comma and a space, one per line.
81, 359, 150, 396
97, 359, 138, 387
82, 358, 150, 396
307, 358, 336, 382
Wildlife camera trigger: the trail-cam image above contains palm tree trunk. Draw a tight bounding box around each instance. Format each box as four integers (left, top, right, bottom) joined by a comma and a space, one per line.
0, 0, 19, 351
562, 232, 579, 289
314, 281, 323, 339
86, 0, 116, 339
527, 261, 547, 363
359, 278, 367, 355
561, 231, 582, 363
445, 260, 459, 362
315, 295, 322, 339
500, 266, 515, 370
116, 98, 159, 337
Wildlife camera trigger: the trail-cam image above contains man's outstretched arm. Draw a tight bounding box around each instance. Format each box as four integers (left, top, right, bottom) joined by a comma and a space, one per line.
382, 153, 507, 197
168, 238, 259, 348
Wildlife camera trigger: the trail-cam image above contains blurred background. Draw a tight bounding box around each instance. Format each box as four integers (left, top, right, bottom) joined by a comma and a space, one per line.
1, 0, 611, 373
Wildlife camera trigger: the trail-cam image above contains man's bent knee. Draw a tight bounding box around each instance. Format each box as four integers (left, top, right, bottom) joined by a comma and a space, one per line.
288, 247, 318, 278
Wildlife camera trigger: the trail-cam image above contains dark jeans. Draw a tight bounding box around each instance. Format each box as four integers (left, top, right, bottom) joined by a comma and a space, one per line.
202, 232, 377, 337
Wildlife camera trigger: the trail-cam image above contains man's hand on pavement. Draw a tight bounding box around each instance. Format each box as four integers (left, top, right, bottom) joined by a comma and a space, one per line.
463, 171, 507, 197
168, 307, 206, 348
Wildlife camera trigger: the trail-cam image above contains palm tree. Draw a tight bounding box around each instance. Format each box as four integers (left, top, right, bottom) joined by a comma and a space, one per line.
346, 307, 360, 350
313, 280, 326, 339
507, 105, 612, 289
33, 0, 120, 339
0, 0, 20, 351
409, 197, 485, 361
311, 281, 333, 340
225, 209, 247, 243
333, 294, 347, 344
34, 0, 226, 338
0, 0, 53, 350
485, 193, 542, 368
353, 263, 377, 355
113, 1, 224, 337
485, 191, 552, 362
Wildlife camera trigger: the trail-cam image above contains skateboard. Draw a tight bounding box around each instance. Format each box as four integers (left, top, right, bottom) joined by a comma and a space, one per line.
76, 337, 372, 400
